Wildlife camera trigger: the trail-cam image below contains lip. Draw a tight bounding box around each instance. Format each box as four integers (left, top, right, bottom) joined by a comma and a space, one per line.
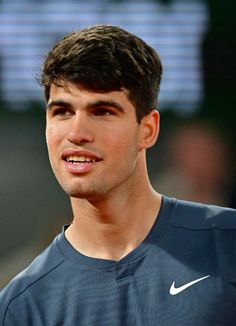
61, 149, 102, 174
61, 149, 101, 161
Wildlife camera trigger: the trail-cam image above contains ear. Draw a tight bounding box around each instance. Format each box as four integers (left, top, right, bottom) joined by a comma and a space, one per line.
138, 110, 160, 150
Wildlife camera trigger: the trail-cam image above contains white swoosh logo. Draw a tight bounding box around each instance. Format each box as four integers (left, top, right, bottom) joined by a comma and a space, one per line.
169, 275, 210, 295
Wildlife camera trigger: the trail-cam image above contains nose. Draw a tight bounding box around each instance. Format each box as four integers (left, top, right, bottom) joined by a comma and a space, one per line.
67, 112, 94, 145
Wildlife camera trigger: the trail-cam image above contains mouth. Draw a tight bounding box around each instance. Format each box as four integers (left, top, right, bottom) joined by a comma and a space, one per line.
61, 150, 102, 173
65, 155, 99, 164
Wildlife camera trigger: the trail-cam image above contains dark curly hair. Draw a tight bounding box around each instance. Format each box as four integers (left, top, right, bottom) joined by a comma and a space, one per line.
40, 25, 162, 123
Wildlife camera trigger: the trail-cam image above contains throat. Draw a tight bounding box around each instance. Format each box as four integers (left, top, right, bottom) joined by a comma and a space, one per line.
65, 193, 162, 261
65, 223, 142, 261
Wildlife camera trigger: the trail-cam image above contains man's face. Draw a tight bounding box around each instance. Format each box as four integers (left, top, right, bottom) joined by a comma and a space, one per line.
46, 81, 146, 202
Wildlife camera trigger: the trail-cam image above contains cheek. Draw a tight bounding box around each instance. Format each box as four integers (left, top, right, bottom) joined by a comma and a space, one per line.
105, 127, 139, 156
46, 123, 62, 146
45, 126, 62, 164
105, 131, 126, 149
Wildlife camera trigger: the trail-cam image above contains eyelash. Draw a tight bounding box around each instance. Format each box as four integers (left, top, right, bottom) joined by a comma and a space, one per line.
53, 108, 71, 116
93, 108, 114, 116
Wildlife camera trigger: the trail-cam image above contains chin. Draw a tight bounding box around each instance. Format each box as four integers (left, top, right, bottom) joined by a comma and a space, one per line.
58, 178, 113, 201
65, 186, 104, 200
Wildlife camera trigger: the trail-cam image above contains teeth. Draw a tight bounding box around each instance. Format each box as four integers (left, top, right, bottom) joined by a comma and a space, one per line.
66, 156, 96, 163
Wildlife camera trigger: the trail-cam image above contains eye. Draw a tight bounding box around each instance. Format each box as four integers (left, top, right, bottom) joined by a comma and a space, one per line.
52, 108, 73, 118
93, 108, 114, 116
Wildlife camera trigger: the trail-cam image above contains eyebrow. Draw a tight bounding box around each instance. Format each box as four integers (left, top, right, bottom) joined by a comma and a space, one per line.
46, 99, 72, 111
47, 99, 125, 113
89, 100, 125, 113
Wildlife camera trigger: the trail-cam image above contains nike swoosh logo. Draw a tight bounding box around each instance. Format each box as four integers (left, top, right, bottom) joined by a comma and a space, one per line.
169, 275, 210, 295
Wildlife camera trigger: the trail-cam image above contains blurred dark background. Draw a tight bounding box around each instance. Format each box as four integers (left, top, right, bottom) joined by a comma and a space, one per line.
0, 0, 235, 286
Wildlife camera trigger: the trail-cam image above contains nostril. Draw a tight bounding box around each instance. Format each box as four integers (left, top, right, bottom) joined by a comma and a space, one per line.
68, 138, 92, 145
67, 130, 94, 145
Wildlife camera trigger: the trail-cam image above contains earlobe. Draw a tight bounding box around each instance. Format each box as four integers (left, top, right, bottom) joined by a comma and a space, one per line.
139, 110, 160, 150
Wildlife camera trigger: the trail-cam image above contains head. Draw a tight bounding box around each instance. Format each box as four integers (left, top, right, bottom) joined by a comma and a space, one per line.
42, 25, 162, 201
40, 24, 162, 123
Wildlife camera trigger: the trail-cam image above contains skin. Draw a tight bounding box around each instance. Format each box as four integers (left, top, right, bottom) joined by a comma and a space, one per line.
46, 80, 162, 261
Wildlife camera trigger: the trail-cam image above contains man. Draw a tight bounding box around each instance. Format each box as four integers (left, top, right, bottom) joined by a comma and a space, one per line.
1, 25, 236, 325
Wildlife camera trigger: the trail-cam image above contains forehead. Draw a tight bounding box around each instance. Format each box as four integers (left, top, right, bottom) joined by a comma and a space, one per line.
48, 81, 135, 112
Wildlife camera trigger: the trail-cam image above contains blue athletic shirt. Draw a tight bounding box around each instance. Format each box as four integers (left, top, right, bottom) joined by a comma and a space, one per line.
1, 196, 236, 325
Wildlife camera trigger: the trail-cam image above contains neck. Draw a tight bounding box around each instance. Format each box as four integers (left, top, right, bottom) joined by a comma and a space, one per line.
65, 181, 162, 261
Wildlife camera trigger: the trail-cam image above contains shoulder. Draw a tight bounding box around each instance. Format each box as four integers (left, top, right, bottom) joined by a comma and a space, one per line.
166, 196, 236, 230
0, 235, 64, 323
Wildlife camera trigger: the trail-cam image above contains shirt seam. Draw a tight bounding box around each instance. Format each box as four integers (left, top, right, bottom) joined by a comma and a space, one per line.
3, 259, 65, 324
